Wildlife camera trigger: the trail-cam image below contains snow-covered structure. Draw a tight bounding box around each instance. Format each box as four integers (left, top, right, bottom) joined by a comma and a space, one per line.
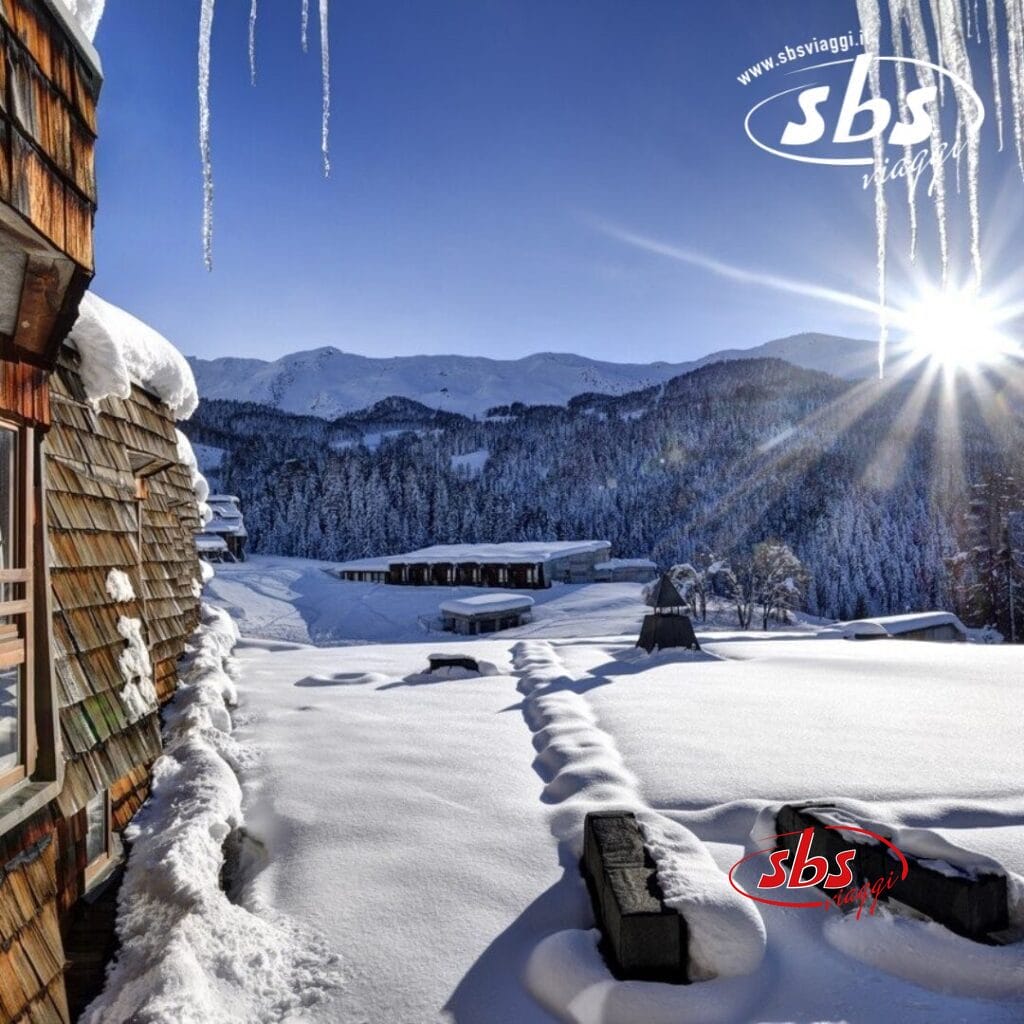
0, 46, 208, 1006
439, 593, 535, 635
840, 611, 968, 643
380, 541, 614, 588
198, 493, 248, 561
0, 295, 207, 1020
335, 556, 390, 583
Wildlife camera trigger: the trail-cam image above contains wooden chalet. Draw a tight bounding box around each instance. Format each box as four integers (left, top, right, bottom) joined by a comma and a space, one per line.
0, 5, 204, 1021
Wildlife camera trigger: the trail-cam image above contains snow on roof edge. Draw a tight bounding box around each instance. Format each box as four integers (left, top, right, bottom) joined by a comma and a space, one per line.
389, 541, 611, 565
840, 611, 967, 637
68, 292, 199, 420
439, 593, 536, 616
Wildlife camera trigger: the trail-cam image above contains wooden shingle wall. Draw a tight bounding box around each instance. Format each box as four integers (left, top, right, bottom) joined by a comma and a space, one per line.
0, 0, 99, 270
0, 346, 202, 1022
0, 814, 68, 1024
45, 348, 201, 826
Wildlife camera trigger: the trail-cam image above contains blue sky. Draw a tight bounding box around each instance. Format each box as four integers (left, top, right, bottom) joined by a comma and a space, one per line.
90, 1, 1023, 363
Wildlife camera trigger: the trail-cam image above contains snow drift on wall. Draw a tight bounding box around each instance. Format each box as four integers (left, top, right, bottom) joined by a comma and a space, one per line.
68, 292, 200, 419
82, 603, 341, 1024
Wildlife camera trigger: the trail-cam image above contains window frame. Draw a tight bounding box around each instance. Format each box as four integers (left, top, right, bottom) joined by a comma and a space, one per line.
0, 420, 35, 795
83, 789, 112, 887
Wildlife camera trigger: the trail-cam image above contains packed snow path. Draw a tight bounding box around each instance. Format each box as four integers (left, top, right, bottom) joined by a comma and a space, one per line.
211, 558, 1024, 1023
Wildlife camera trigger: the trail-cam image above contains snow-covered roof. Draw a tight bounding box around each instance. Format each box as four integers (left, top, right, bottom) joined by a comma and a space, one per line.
595, 558, 658, 570
68, 292, 200, 419
439, 593, 536, 617
389, 541, 610, 565
336, 557, 391, 573
840, 612, 967, 638
48, 0, 103, 68
205, 495, 246, 536
195, 534, 229, 552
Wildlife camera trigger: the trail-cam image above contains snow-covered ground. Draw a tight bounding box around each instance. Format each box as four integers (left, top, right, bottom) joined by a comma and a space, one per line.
201, 556, 1024, 1023
205, 555, 654, 644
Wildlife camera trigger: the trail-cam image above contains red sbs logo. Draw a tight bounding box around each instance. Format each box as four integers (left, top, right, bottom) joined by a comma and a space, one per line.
729, 824, 910, 919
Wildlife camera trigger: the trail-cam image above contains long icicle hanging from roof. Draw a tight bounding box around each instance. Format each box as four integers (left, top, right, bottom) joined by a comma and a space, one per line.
198, 0, 331, 270
855, 0, 1024, 376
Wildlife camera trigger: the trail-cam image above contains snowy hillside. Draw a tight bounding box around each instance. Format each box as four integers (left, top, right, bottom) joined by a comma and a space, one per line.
188, 333, 878, 419
184, 357, 1024, 622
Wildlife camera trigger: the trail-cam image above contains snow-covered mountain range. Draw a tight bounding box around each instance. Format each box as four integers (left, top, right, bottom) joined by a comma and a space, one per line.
188, 333, 879, 418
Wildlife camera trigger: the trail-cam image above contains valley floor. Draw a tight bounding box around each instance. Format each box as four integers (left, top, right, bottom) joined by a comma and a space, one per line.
208, 556, 1024, 1024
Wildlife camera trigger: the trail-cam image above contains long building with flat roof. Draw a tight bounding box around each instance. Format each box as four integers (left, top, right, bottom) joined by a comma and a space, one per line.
336, 541, 617, 588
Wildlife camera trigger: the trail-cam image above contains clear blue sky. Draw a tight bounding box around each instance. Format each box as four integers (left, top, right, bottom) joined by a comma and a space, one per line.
89, 1, 1022, 363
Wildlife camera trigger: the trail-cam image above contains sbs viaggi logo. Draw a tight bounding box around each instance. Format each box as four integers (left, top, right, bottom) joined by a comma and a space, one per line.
740, 40, 985, 183
728, 820, 910, 919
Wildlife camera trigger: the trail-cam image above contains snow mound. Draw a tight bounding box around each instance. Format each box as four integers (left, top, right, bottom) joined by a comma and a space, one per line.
65, 0, 104, 40
824, 910, 1024, 999
524, 929, 763, 1024
116, 616, 156, 722
177, 429, 212, 523
639, 815, 766, 980
83, 603, 340, 1023
105, 568, 135, 603
68, 292, 199, 419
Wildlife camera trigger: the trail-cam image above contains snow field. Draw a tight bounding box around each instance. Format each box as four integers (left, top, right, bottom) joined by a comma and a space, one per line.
198, 558, 1023, 1021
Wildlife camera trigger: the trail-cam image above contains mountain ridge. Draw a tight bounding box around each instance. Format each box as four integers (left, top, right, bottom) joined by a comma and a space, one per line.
188, 332, 880, 419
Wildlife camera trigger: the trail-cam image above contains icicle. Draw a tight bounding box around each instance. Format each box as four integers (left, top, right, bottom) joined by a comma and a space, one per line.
1006, 0, 1024, 176
302, 0, 310, 53
857, 0, 889, 376
937, 0, 983, 287
199, 0, 215, 271
903, 0, 950, 280
249, 0, 257, 85
974, 0, 981, 42
964, 0, 972, 40
930, 0, 946, 101
985, 0, 1005, 151
889, 0, 920, 259
319, 0, 331, 177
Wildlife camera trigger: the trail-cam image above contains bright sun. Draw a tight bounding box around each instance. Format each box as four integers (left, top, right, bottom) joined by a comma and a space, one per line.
897, 287, 1017, 370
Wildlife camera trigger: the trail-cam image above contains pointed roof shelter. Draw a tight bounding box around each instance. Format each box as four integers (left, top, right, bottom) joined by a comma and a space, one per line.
638, 574, 700, 652
648, 573, 686, 613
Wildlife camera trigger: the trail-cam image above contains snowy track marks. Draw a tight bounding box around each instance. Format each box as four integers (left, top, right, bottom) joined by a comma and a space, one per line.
512, 639, 766, 1015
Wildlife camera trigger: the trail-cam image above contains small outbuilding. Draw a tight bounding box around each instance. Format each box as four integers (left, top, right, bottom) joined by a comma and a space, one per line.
841, 611, 968, 643
198, 494, 247, 561
439, 593, 535, 635
195, 533, 230, 561
335, 557, 390, 583
637, 574, 700, 653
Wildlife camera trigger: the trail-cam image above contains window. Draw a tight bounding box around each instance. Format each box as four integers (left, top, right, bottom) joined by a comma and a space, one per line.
0, 423, 34, 794
83, 789, 111, 885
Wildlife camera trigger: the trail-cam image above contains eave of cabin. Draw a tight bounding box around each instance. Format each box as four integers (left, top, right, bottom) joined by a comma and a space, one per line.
0, 0, 104, 369
37, 0, 104, 81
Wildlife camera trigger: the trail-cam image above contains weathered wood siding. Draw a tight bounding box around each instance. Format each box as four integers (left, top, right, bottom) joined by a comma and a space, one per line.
0, 347, 203, 1023
0, 0, 99, 270
46, 348, 201, 824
